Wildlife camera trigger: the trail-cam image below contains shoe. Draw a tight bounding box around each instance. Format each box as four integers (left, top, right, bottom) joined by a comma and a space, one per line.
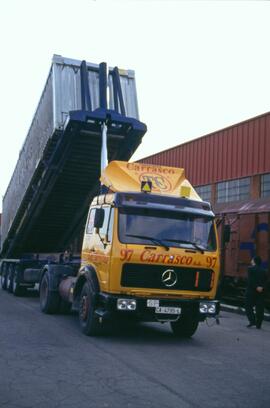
246, 323, 255, 328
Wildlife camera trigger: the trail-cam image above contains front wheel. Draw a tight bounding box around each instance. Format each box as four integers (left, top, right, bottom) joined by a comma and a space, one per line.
170, 314, 199, 338
79, 281, 101, 336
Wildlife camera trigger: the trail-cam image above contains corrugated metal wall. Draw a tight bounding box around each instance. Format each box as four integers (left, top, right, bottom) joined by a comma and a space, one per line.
140, 112, 270, 186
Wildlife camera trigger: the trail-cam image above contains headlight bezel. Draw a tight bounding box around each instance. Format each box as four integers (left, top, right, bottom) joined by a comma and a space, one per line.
199, 301, 217, 314
117, 298, 137, 311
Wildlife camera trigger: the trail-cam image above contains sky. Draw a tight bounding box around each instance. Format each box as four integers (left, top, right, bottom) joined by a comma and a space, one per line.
0, 0, 270, 212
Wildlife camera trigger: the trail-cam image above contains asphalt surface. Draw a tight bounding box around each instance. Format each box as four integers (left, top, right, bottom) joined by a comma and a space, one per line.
0, 289, 269, 408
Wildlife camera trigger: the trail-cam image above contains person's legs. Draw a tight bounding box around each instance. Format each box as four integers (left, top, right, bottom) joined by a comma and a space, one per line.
255, 294, 264, 328
245, 293, 256, 326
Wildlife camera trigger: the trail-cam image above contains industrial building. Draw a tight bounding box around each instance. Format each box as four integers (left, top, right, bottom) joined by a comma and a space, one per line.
140, 112, 270, 306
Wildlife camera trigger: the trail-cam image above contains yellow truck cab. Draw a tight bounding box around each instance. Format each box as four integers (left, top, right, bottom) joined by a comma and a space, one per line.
73, 161, 220, 337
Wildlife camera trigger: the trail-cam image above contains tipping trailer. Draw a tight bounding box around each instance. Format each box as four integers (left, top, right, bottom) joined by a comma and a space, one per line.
1, 56, 222, 338
0, 55, 146, 294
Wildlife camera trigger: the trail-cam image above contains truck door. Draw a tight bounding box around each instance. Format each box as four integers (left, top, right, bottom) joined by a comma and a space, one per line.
82, 206, 114, 291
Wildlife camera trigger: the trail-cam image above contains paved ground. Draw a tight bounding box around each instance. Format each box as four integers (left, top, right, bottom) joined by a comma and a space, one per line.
0, 289, 269, 408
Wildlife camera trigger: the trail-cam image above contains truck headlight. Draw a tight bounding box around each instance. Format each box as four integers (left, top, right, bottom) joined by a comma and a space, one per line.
199, 302, 216, 314
117, 299, 137, 311
199, 303, 209, 313
208, 303, 216, 314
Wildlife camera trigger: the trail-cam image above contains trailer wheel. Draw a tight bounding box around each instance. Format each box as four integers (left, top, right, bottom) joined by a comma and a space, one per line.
40, 272, 61, 314
12, 266, 26, 297
170, 315, 199, 338
79, 280, 101, 336
0, 263, 8, 290
7, 264, 15, 293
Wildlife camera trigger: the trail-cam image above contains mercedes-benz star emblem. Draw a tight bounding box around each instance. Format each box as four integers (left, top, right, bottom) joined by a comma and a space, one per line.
161, 269, 178, 287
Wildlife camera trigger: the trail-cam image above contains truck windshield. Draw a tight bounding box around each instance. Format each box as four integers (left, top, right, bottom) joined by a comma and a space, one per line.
118, 207, 217, 251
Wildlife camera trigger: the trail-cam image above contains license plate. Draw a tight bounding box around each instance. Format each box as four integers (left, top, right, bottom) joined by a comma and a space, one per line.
155, 306, 181, 315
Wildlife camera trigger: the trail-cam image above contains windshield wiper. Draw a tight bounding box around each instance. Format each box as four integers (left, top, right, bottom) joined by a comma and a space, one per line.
163, 238, 205, 253
126, 234, 170, 251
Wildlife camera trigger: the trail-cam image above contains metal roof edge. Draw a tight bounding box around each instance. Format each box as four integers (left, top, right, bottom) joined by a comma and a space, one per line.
52, 54, 134, 77
214, 196, 270, 215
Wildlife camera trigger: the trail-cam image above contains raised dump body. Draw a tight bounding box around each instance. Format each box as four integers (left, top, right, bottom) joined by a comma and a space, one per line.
1, 55, 146, 257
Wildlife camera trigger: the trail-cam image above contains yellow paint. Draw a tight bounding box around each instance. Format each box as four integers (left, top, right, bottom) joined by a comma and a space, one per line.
81, 206, 220, 300
180, 185, 191, 198
79, 161, 220, 303
81, 218, 112, 292
141, 181, 152, 193
100, 161, 201, 200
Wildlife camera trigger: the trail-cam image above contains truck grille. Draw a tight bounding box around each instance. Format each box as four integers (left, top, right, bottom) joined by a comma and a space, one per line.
121, 263, 213, 292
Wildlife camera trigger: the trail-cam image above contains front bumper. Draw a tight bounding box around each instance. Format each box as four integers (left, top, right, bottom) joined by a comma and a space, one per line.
95, 293, 220, 322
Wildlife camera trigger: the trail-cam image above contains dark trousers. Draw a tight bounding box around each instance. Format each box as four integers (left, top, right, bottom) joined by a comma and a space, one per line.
245, 291, 264, 327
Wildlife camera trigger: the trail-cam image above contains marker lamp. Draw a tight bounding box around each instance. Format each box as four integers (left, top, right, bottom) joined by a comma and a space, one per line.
199, 302, 216, 314
117, 299, 137, 311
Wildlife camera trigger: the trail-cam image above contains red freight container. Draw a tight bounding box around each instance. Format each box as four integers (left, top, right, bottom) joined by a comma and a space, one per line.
215, 200, 270, 309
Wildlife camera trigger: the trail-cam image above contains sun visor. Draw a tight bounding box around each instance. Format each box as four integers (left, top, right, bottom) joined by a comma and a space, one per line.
100, 161, 202, 201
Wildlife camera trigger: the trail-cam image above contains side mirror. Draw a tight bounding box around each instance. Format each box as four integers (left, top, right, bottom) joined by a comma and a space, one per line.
223, 224, 231, 243
94, 208, 105, 230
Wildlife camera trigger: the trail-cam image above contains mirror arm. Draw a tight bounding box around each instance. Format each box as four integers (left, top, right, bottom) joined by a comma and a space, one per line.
97, 230, 107, 249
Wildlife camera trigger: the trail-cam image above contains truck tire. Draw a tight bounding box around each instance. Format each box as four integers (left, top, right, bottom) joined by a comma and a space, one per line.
170, 315, 199, 338
60, 300, 72, 314
12, 266, 26, 297
7, 264, 15, 293
79, 280, 101, 336
1, 263, 8, 290
40, 271, 61, 314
